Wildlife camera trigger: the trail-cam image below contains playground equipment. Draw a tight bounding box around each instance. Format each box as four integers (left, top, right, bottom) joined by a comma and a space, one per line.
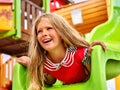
12, 0, 120, 90
54, 0, 108, 34
0, 54, 16, 89
115, 75, 120, 90
0, 0, 14, 32
0, 0, 45, 56
0, 0, 21, 39
88, 0, 120, 80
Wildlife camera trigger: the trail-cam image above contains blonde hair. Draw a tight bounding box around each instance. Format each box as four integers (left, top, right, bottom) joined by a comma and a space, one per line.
27, 13, 90, 90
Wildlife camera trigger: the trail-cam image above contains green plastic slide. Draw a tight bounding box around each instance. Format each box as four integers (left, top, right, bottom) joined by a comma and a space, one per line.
12, 0, 120, 90
88, 0, 120, 80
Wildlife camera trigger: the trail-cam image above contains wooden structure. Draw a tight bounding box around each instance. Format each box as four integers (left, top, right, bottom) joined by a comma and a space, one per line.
0, 54, 16, 89
0, 0, 45, 57
54, 0, 108, 34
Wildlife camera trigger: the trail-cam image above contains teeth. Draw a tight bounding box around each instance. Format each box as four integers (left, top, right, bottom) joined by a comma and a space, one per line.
43, 39, 51, 43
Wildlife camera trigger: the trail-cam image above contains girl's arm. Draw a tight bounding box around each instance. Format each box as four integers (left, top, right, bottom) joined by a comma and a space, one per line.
83, 40, 106, 74
17, 56, 56, 85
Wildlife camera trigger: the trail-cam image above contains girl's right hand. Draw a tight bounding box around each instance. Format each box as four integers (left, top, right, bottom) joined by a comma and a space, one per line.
88, 40, 106, 56
17, 56, 31, 67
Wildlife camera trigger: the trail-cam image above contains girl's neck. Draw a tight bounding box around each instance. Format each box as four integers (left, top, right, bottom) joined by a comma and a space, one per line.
47, 47, 66, 63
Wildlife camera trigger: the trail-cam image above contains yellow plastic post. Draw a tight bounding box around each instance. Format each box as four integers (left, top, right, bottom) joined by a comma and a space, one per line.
115, 75, 120, 90
0, 54, 3, 87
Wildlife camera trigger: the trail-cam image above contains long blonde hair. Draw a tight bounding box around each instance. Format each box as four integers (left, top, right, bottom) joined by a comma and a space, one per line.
27, 13, 90, 90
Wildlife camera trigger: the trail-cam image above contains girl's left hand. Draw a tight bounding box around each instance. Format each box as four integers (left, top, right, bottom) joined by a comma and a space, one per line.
88, 40, 106, 56
17, 56, 31, 67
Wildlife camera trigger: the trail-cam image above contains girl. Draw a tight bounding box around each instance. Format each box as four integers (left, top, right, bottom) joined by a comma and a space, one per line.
17, 13, 106, 90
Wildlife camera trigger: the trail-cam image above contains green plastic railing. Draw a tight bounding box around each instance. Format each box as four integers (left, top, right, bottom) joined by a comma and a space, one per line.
43, 0, 50, 12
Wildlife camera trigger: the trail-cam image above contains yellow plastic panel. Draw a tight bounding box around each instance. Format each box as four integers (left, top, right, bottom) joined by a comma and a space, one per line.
0, 4, 14, 33
115, 75, 120, 90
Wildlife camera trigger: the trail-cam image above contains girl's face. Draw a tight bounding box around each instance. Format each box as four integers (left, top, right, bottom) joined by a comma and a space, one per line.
36, 18, 63, 52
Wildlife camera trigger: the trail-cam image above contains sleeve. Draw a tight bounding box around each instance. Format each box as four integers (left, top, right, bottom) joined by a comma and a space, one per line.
82, 48, 91, 66
75, 47, 88, 63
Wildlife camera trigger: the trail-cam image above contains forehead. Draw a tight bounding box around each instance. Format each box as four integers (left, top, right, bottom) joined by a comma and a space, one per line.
37, 18, 52, 29
39, 18, 51, 25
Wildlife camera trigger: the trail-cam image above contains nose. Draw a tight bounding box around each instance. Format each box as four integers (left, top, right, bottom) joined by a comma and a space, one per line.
42, 29, 48, 37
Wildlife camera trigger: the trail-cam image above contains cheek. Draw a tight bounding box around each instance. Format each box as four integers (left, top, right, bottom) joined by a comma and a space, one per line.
55, 35, 63, 45
55, 33, 62, 41
37, 35, 42, 44
52, 31, 60, 38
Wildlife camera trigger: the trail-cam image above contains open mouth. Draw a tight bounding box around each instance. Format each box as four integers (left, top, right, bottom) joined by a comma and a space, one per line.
43, 38, 52, 44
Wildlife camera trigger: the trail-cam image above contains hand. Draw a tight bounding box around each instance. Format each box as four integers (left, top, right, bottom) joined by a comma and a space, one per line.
88, 40, 106, 56
17, 56, 31, 67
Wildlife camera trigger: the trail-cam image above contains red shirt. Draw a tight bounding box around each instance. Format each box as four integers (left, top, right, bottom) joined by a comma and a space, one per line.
44, 47, 88, 84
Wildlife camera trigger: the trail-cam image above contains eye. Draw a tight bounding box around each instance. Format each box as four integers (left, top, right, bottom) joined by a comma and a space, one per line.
47, 27, 53, 30
37, 29, 42, 34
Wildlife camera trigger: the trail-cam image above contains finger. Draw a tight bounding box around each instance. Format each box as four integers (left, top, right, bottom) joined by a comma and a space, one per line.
88, 47, 93, 56
17, 59, 25, 64
99, 42, 107, 51
92, 41, 107, 51
17, 59, 27, 66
